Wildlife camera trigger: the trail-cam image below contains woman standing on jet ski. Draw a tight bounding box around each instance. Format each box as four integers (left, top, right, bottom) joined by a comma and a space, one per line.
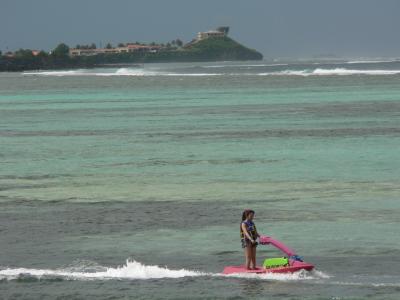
240, 209, 260, 270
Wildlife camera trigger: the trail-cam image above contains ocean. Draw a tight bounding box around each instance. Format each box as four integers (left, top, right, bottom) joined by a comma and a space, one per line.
0, 60, 399, 299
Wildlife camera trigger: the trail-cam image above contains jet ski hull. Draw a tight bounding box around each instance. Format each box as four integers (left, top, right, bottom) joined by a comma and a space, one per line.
223, 261, 314, 275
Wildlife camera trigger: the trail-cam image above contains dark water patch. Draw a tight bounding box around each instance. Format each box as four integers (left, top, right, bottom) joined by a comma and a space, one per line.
348, 210, 400, 223
235, 197, 300, 204
300, 101, 400, 118
187, 100, 400, 119
0, 274, 61, 283
3, 100, 400, 125
0, 98, 173, 106
103, 158, 281, 168
0, 195, 79, 205
0, 174, 74, 180
329, 248, 400, 257
0, 180, 100, 192
14, 274, 41, 283
147, 127, 400, 140
213, 251, 237, 256
13, 275, 64, 283
0, 129, 129, 137
0, 183, 60, 192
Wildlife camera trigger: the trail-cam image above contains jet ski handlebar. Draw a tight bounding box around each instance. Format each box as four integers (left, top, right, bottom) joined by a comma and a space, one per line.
259, 235, 297, 257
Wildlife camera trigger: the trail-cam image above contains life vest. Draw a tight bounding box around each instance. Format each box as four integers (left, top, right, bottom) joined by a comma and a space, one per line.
240, 220, 258, 240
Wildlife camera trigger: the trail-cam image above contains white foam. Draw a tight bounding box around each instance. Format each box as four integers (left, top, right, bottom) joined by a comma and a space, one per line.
258, 68, 400, 76
223, 269, 330, 281
23, 67, 400, 77
23, 70, 86, 76
347, 59, 399, 64
203, 63, 289, 68
23, 68, 152, 77
111, 68, 156, 76
22, 68, 221, 77
161, 73, 221, 77
312, 68, 400, 76
0, 260, 204, 281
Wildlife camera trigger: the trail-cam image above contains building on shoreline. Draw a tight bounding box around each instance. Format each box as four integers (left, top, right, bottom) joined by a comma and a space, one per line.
67, 26, 230, 57
182, 26, 230, 47
69, 44, 161, 57
197, 30, 226, 41
196, 26, 229, 41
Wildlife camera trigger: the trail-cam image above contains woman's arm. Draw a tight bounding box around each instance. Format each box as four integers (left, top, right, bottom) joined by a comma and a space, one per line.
241, 223, 255, 242
254, 224, 260, 238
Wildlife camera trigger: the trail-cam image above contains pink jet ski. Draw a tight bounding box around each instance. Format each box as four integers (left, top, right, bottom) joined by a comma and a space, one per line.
223, 236, 314, 275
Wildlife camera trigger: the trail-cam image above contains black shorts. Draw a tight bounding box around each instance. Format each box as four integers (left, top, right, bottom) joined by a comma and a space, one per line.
241, 239, 258, 248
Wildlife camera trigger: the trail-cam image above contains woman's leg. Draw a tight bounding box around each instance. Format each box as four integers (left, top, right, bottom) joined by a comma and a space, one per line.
245, 244, 252, 269
251, 245, 257, 269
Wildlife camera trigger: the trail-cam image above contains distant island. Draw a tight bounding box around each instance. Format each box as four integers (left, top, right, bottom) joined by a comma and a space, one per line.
0, 27, 263, 72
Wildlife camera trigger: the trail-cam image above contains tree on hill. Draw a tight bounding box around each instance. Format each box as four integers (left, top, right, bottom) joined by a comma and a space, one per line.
216, 26, 230, 34
15, 49, 35, 59
37, 51, 48, 58
90, 43, 97, 49
105, 43, 113, 49
52, 43, 70, 58
176, 39, 183, 47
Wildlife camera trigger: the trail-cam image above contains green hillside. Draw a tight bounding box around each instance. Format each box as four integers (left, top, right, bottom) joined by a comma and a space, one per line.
184, 36, 263, 61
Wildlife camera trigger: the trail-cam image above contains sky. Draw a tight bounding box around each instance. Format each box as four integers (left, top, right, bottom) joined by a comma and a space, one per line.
1, 0, 400, 59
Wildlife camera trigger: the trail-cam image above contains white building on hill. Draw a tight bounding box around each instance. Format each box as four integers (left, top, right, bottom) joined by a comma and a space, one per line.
69, 44, 161, 57
197, 30, 226, 41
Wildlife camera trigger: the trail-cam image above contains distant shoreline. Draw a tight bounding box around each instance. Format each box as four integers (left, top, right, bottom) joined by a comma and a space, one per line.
0, 32, 263, 72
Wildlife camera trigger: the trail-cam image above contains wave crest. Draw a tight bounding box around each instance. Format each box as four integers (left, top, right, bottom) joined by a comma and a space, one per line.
23, 67, 400, 77
23, 68, 220, 77
259, 68, 400, 76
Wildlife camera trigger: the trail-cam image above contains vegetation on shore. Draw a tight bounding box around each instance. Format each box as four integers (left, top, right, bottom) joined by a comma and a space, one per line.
0, 37, 263, 72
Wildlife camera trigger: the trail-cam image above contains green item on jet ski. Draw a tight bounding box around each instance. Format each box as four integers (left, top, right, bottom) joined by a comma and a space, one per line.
263, 257, 289, 268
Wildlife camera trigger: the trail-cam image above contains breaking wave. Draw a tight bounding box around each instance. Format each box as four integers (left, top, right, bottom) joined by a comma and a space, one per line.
346, 59, 400, 64
258, 68, 400, 76
22, 68, 220, 77
202, 63, 289, 68
22, 67, 400, 77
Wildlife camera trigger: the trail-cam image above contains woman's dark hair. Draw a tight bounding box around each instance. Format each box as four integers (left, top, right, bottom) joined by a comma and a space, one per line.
242, 209, 255, 221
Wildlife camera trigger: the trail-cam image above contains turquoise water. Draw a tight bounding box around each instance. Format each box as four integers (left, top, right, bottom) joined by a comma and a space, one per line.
0, 61, 400, 299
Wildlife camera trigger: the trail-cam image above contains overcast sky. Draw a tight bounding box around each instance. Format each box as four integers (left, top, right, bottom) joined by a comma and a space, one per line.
1, 0, 400, 59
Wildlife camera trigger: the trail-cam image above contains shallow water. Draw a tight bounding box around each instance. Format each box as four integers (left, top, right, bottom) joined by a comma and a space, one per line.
0, 61, 400, 299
